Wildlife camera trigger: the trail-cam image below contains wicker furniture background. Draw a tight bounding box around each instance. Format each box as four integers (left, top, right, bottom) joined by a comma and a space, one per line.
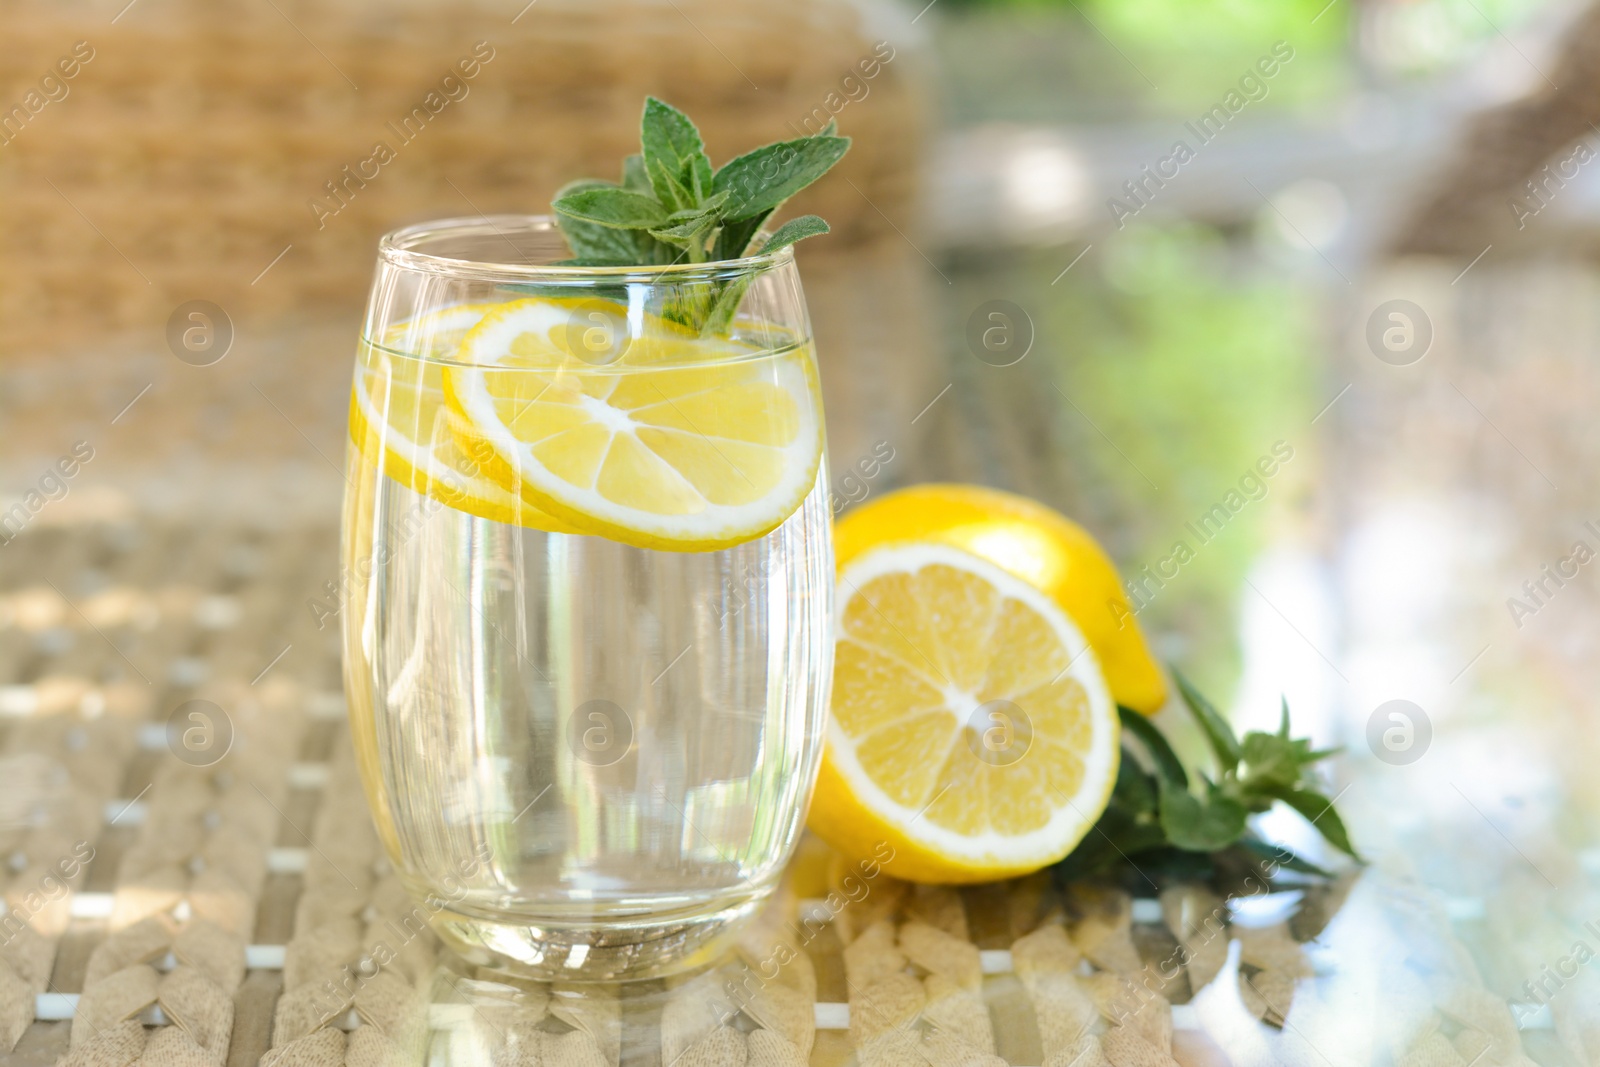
0, 0, 925, 354
0, 0, 942, 503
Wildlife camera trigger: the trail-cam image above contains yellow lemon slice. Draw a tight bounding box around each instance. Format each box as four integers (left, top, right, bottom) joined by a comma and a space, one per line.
378, 302, 490, 356
351, 304, 579, 533
442, 297, 824, 552
808, 540, 1121, 884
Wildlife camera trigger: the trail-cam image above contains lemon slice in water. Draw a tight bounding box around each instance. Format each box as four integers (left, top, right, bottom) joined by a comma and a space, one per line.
442, 297, 824, 552
351, 304, 578, 533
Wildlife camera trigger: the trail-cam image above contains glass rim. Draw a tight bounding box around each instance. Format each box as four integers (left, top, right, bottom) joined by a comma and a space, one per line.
377, 214, 795, 281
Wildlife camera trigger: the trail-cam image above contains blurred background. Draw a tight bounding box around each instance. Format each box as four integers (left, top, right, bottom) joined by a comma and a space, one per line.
9, 0, 1600, 1061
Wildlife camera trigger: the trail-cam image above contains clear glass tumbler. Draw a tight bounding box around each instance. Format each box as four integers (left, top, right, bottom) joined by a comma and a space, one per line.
340, 216, 833, 980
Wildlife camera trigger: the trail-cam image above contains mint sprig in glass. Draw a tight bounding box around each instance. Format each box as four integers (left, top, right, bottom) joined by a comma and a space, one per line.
551, 97, 849, 333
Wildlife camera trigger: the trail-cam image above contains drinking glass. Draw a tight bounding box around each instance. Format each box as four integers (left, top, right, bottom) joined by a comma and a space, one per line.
340, 216, 833, 980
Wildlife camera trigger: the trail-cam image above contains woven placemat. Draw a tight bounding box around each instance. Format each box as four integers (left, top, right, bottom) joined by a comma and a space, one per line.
0, 516, 1545, 1067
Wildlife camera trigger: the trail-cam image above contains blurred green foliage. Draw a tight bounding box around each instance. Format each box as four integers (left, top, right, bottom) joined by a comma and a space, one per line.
928, 0, 1458, 702
926, 0, 1561, 713
934, 0, 1555, 120
1057, 226, 1316, 693
946, 226, 1318, 697
933, 0, 1348, 119
1080, 0, 1349, 110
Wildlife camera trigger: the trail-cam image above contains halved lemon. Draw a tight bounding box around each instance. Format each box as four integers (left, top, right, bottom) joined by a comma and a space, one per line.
350, 305, 579, 533
834, 485, 1167, 713
441, 297, 824, 552
807, 534, 1122, 884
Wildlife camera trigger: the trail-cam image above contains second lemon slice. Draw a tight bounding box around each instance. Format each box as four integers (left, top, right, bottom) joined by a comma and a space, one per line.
442, 298, 824, 552
351, 304, 579, 533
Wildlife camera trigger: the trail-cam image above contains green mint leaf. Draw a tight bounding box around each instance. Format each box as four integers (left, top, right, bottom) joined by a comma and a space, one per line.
1055, 800, 1168, 881
548, 98, 850, 331
1260, 784, 1360, 859
689, 155, 708, 202
1059, 666, 1357, 885
660, 284, 719, 333
1174, 670, 1241, 772
646, 157, 695, 214
645, 231, 695, 253
621, 154, 651, 193
552, 180, 659, 262
553, 186, 669, 229
714, 210, 772, 261
700, 274, 752, 337
1239, 693, 1341, 795
1239, 731, 1306, 793
1118, 706, 1187, 788
649, 219, 704, 239
1111, 745, 1158, 815
650, 198, 730, 258
641, 97, 713, 207
648, 219, 716, 252
556, 220, 667, 266
713, 135, 851, 220
667, 191, 728, 220
1159, 778, 1248, 851
761, 215, 829, 254
1235, 836, 1332, 878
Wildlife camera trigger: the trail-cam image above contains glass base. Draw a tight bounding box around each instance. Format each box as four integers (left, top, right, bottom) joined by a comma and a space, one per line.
426, 893, 768, 982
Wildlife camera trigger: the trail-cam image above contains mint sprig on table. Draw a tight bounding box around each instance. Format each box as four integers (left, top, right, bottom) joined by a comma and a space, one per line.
551, 97, 850, 335
1059, 671, 1359, 885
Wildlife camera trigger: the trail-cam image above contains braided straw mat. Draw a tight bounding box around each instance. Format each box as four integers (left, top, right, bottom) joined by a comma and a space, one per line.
0, 513, 1385, 1067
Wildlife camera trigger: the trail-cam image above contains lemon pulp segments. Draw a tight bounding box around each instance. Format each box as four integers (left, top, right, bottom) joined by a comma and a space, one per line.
442, 297, 824, 552
810, 542, 1120, 883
